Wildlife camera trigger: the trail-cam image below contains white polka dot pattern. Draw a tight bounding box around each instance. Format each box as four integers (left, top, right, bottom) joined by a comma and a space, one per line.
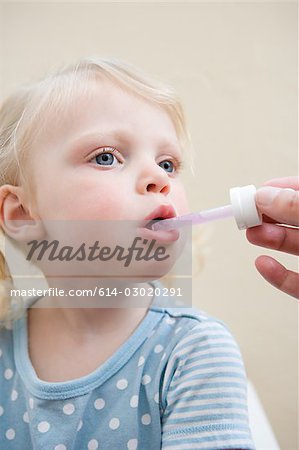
116, 378, 128, 390
54, 445, 67, 450
88, 438, 99, 450
11, 390, 18, 401
109, 417, 120, 430
127, 438, 138, 449
154, 344, 163, 353
4, 368, 13, 380
94, 398, 105, 410
141, 374, 151, 385
6, 428, 15, 440
141, 414, 151, 425
129, 395, 138, 408
23, 411, 29, 423
37, 421, 50, 433
137, 356, 145, 367
63, 403, 75, 415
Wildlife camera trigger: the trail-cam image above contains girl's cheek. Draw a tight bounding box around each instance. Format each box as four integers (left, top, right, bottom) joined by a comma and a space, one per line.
172, 186, 190, 215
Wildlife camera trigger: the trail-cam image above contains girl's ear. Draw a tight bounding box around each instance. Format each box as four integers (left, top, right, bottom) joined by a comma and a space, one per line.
0, 185, 45, 242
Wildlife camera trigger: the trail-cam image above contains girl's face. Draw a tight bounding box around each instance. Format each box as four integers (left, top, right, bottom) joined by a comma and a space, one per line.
30, 79, 190, 225
24, 80, 191, 280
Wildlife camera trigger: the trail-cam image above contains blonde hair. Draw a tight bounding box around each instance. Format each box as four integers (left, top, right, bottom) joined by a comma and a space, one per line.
0, 56, 199, 326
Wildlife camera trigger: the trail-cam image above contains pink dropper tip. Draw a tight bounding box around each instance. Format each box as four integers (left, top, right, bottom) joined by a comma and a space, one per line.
151, 205, 234, 231
151, 216, 193, 231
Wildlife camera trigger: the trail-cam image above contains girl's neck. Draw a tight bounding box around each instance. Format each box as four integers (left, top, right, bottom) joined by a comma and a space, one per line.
29, 280, 154, 338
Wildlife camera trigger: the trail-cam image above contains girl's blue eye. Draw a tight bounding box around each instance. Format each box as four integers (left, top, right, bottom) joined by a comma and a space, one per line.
95, 152, 115, 166
159, 160, 174, 173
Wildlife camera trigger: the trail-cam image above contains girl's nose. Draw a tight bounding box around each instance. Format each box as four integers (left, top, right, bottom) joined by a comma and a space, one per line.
136, 165, 170, 196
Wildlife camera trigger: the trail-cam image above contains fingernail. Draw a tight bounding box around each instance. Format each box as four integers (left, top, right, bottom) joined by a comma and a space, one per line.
256, 186, 282, 206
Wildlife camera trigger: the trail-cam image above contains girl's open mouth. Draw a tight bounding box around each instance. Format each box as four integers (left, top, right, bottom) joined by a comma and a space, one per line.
137, 205, 179, 244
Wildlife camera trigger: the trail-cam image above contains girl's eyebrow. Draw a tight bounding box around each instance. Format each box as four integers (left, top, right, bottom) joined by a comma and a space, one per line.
67, 129, 182, 157
68, 130, 127, 148
66, 130, 130, 158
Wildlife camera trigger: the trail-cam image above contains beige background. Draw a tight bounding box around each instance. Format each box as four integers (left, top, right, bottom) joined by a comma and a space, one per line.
0, 2, 298, 449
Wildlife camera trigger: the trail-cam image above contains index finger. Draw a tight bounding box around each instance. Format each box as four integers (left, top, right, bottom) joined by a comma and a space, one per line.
255, 187, 299, 227
262, 176, 299, 190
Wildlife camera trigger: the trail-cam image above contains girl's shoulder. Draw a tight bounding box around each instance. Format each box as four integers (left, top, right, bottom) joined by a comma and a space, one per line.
149, 302, 244, 376
151, 300, 235, 341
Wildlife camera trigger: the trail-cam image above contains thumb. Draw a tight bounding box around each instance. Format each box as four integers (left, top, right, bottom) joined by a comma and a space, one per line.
255, 186, 299, 226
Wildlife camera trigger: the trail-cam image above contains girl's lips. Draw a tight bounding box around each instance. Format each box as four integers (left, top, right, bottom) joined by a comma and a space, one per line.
142, 204, 177, 226
136, 226, 180, 244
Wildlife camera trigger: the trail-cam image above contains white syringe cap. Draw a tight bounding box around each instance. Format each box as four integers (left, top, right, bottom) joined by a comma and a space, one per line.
229, 185, 263, 230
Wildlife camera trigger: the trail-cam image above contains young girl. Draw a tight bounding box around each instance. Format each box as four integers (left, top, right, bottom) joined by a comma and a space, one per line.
0, 57, 255, 449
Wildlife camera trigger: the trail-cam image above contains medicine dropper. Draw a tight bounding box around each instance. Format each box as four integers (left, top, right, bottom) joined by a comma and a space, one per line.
152, 185, 263, 232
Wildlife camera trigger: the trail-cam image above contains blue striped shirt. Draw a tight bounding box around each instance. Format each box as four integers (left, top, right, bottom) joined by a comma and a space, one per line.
0, 283, 255, 449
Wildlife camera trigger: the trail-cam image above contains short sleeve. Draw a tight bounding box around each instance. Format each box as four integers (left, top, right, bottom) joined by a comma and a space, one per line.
160, 320, 255, 449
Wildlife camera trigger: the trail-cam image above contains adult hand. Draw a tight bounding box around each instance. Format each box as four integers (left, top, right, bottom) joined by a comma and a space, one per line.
246, 176, 299, 299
